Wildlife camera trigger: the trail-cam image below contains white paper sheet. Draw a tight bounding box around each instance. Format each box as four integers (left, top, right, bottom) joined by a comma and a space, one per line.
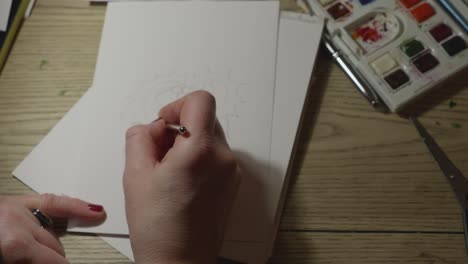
99, 13, 324, 263
0, 0, 13, 31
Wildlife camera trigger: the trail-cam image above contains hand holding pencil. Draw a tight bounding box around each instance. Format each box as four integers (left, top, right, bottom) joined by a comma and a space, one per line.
123, 90, 241, 264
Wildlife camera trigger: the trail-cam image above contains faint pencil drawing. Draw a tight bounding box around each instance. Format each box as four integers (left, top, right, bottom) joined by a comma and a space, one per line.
119, 68, 248, 140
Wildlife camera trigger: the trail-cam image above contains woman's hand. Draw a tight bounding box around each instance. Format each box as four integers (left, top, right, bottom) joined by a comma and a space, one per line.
123, 91, 240, 264
0, 194, 106, 264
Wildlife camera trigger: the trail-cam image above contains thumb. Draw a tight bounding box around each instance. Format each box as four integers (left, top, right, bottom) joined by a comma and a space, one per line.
15, 194, 106, 222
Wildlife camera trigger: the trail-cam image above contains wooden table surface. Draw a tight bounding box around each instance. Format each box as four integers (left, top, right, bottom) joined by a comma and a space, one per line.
1, 0, 468, 263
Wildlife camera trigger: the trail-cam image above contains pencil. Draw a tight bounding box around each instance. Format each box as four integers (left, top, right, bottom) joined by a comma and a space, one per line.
153, 117, 187, 135
166, 123, 187, 135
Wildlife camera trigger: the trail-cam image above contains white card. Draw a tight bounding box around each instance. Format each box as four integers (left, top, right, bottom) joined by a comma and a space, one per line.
0, 0, 13, 31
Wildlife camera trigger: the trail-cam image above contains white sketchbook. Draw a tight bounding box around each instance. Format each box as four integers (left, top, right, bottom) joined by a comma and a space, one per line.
13, 2, 324, 263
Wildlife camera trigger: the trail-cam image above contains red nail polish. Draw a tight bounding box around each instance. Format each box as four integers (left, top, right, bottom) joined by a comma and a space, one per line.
88, 204, 104, 212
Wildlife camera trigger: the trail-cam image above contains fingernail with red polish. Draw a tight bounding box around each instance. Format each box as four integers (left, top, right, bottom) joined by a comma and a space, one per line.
88, 204, 104, 212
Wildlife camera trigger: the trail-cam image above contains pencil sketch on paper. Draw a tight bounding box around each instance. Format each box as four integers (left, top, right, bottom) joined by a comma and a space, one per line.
120, 69, 248, 139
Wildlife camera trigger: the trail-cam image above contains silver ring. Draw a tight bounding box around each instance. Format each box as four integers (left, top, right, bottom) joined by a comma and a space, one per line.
32, 209, 53, 228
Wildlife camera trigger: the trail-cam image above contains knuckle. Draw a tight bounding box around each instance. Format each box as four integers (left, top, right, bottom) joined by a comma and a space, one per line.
40, 193, 61, 212
125, 125, 147, 140
193, 90, 216, 106
192, 136, 215, 160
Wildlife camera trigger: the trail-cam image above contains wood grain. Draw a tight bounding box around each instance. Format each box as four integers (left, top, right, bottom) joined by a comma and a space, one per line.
1, 0, 467, 263
271, 232, 468, 264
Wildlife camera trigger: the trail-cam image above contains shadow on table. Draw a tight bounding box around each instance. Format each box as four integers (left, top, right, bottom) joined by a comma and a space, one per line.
286, 49, 331, 191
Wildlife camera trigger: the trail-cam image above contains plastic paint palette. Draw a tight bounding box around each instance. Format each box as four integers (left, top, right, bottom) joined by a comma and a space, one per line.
308, 0, 468, 112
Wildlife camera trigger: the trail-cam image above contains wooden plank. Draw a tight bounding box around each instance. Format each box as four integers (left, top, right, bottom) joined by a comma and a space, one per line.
270, 232, 468, 264
58, 232, 468, 264
62, 232, 468, 264
61, 235, 131, 264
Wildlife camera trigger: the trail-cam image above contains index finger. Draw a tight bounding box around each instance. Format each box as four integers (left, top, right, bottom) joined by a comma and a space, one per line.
158, 90, 216, 138
13, 194, 106, 223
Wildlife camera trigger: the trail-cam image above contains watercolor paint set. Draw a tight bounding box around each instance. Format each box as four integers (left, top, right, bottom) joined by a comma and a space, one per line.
306, 0, 468, 112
